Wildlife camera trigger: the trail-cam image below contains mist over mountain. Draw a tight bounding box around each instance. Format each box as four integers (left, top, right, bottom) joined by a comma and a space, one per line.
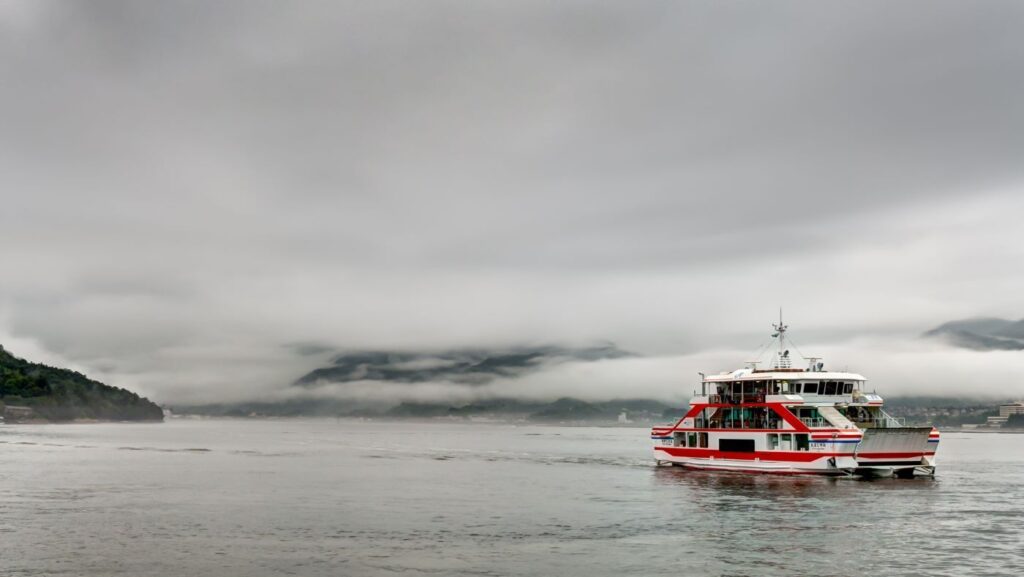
295, 344, 633, 388
924, 317, 1024, 351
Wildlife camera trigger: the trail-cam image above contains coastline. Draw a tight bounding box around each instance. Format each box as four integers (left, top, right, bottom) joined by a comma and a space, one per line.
1, 417, 164, 425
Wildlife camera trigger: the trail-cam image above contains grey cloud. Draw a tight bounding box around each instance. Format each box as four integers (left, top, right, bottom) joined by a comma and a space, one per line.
1, 1, 1023, 403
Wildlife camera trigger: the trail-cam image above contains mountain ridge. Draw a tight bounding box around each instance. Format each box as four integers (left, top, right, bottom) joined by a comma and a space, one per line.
294, 344, 634, 387
924, 317, 1024, 350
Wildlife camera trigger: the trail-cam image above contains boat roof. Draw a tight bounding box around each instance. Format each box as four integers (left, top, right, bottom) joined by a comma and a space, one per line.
704, 369, 866, 382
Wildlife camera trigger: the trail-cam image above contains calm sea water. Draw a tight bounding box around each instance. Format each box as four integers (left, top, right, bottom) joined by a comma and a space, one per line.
1, 419, 1022, 576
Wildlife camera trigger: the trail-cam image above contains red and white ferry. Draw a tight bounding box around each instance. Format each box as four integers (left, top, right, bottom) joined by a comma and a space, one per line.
652, 318, 939, 477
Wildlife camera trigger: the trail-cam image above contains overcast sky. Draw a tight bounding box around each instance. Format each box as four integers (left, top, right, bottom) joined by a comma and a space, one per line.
2, 1, 1023, 404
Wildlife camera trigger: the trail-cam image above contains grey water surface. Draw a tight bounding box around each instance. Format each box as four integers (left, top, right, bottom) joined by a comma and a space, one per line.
1, 420, 1022, 576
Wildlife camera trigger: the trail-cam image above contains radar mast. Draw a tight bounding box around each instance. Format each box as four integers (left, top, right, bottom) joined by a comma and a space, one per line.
771, 309, 791, 369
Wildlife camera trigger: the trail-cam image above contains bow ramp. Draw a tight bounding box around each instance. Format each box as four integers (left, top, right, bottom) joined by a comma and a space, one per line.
855, 427, 937, 477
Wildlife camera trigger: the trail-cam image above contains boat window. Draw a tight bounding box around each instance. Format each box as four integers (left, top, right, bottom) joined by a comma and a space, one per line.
698, 408, 712, 428
804, 382, 818, 394
719, 438, 755, 452
795, 434, 809, 451
780, 381, 790, 394
688, 433, 697, 447
824, 381, 837, 395
674, 432, 686, 447
780, 433, 792, 451
843, 382, 853, 394
768, 433, 779, 450
752, 380, 766, 397
792, 383, 802, 394
698, 433, 709, 448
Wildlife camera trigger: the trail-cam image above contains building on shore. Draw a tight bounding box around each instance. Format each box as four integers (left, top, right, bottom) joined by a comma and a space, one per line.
986, 402, 1024, 427
2, 405, 38, 423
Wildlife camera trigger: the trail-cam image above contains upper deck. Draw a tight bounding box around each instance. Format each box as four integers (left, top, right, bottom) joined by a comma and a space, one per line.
690, 315, 884, 407
696, 369, 881, 406
704, 368, 866, 383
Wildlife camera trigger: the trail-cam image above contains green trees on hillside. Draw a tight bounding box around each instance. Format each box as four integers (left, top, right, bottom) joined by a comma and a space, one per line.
0, 368, 50, 397
0, 345, 163, 422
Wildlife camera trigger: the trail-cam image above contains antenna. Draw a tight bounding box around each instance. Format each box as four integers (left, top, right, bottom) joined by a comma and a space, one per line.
772, 308, 787, 338
770, 308, 791, 368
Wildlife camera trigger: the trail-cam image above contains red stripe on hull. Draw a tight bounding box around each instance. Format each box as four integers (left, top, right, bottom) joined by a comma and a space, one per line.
665, 463, 847, 476
856, 452, 930, 459
654, 447, 852, 462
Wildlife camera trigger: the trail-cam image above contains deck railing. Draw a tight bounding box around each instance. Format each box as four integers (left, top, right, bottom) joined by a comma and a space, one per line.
694, 419, 783, 429
707, 394, 766, 404
853, 416, 906, 428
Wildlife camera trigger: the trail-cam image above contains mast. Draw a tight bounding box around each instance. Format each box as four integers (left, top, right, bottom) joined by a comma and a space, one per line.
771, 308, 790, 369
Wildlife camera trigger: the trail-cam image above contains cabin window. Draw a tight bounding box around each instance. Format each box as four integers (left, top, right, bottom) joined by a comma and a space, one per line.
843, 382, 853, 394
798, 407, 822, 426
719, 438, 755, 452
688, 433, 697, 447
795, 434, 809, 451
804, 382, 818, 394
674, 432, 686, 447
768, 433, 779, 450
780, 433, 792, 451
824, 381, 837, 395
792, 383, 802, 394
699, 433, 708, 448
780, 381, 790, 394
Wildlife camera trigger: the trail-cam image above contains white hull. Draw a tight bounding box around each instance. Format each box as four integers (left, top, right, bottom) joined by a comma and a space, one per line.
653, 447, 859, 475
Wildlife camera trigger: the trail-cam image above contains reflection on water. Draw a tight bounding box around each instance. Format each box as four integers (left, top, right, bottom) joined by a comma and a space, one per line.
0, 421, 1021, 577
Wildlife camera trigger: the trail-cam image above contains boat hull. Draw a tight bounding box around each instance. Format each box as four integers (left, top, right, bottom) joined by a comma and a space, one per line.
653, 446, 858, 475
651, 426, 941, 478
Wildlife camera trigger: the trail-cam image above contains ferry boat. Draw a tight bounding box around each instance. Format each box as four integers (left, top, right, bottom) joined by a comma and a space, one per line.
652, 318, 939, 477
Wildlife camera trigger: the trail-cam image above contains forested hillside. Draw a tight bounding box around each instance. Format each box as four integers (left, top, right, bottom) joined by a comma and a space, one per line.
0, 345, 162, 422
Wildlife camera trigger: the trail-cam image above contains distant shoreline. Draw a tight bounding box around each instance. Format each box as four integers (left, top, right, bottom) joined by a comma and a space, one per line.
947, 428, 1024, 434
1, 418, 164, 425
